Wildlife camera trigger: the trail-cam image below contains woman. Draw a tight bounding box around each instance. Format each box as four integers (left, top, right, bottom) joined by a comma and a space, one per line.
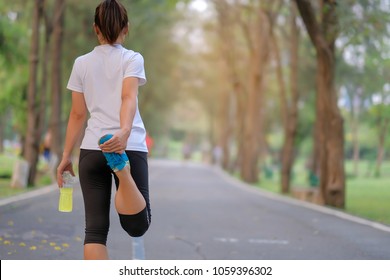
56, 0, 151, 260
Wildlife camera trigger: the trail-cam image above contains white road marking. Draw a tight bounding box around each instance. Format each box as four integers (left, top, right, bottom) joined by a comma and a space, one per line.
214, 237, 289, 245
132, 237, 145, 260
249, 239, 289, 245
214, 237, 239, 243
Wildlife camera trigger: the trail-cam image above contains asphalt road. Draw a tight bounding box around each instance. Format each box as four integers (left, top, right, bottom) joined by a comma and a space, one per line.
1, 159, 389, 260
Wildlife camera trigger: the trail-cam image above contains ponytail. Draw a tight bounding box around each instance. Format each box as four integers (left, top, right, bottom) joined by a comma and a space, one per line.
94, 0, 128, 44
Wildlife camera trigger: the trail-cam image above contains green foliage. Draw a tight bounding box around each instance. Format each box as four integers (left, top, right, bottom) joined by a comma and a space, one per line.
368, 103, 390, 123
336, 0, 390, 95
126, 0, 186, 140
335, 0, 390, 177
367, 103, 390, 153
338, 0, 390, 45
0, 4, 29, 137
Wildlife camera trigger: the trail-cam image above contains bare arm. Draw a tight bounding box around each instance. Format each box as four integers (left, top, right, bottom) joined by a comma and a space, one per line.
99, 77, 139, 153
56, 92, 87, 187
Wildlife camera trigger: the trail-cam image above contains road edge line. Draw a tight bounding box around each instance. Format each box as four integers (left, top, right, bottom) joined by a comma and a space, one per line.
0, 184, 57, 207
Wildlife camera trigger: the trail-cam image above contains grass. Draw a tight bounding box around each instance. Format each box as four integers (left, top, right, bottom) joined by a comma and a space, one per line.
258, 175, 390, 225
0, 154, 23, 198
0, 154, 54, 199
257, 159, 390, 225
0, 178, 31, 198
0, 154, 17, 176
344, 160, 390, 224
345, 177, 390, 225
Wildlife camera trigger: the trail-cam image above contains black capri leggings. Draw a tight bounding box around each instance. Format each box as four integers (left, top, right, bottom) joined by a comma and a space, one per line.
78, 149, 151, 245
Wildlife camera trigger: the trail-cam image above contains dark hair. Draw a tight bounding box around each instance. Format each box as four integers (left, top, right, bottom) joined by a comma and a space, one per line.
94, 0, 128, 44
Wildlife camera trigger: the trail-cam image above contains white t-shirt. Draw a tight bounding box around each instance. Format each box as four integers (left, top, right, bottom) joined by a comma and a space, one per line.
67, 44, 148, 152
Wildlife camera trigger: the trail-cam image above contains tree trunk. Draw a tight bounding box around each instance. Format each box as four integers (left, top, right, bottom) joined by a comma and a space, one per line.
0, 116, 4, 153
277, 2, 300, 194
295, 0, 345, 208
310, 112, 322, 178
234, 86, 247, 173
240, 56, 264, 182
23, 0, 44, 186
50, 0, 66, 163
352, 123, 360, 176
219, 89, 232, 170
214, 0, 245, 172
375, 119, 389, 177
350, 87, 362, 176
38, 4, 53, 142
351, 113, 360, 176
317, 50, 345, 207
240, 9, 271, 183
215, 1, 232, 171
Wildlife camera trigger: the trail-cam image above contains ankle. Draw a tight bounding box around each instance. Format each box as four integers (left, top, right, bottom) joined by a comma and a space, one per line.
115, 164, 130, 174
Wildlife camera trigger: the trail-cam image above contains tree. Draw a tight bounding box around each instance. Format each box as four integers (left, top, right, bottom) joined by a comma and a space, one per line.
127, 0, 187, 144
20, 0, 66, 185
50, 0, 66, 162
368, 102, 390, 177
0, 3, 29, 154
213, 0, 245, 171
212, 0, 280, 183
335, 0, 390, 177
238, 1, 277, 183
273, 1, 301, 193
23, 0, 44, 185
295, 0, 345, 207
37, 1, 53, 149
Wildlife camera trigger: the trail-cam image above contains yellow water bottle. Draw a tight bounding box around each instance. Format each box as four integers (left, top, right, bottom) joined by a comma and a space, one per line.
59, 171, 76, 212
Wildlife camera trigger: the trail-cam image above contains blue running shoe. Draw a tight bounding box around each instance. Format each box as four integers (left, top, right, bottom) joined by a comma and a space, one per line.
98, 134, 130, 172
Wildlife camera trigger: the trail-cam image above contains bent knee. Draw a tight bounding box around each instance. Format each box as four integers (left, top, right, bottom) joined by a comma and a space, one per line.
125, 223, 150, 237
119, 207, 150, 237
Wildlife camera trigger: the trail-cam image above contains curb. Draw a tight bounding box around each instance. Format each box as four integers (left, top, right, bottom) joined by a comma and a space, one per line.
0, 184, 57, 207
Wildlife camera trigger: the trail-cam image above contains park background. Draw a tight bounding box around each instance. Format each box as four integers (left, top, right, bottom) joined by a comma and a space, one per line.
0, 0, 389, 226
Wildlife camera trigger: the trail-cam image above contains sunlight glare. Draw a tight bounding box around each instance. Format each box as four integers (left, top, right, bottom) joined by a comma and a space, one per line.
190, 0, 208, 12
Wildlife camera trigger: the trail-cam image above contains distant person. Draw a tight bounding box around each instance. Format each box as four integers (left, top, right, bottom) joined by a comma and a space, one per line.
182, 142, 192, 160
145, 133, 154, 156
56, 0, 151, 260
42, 130, 52, 162
213, 145, 223, 166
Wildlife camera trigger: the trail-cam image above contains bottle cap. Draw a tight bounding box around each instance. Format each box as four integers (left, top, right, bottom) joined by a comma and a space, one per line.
62, 171, 78, 187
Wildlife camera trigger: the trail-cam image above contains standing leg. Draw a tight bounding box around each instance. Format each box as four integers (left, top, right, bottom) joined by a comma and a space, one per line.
84, 244, 109, 260
79, 150, 112, 260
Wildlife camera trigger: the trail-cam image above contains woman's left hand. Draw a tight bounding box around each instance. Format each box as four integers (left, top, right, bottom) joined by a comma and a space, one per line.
57, 157, 74, 188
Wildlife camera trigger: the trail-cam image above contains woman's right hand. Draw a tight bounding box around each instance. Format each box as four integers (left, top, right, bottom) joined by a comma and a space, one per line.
99, 129, 130, 154
57, 156, 74, 188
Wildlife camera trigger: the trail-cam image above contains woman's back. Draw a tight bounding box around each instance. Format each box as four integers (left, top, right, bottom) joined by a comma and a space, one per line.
67, 44, 147, 151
